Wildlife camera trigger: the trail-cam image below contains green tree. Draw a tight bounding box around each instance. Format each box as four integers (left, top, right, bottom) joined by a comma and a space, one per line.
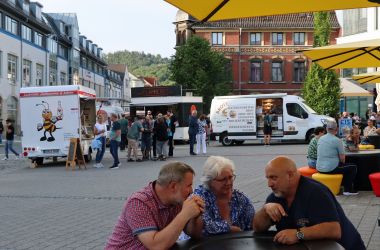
169, 36, 231, 112
302, 12, 341, 117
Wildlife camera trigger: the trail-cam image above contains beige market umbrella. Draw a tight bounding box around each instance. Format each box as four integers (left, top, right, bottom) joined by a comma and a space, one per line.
340, 78, 373, 97
164, 0, 380, 22
299, 39, 380, 70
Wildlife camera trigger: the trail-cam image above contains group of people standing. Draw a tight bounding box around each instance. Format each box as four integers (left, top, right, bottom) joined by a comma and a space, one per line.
92, 110, 179, 169
105, 155, 365, 250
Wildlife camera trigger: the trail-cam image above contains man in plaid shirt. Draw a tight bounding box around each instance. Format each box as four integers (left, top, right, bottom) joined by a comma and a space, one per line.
106, 162, 205, 249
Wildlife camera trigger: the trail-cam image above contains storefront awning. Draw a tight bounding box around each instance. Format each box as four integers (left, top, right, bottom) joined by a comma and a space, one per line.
340, 78, 373, 97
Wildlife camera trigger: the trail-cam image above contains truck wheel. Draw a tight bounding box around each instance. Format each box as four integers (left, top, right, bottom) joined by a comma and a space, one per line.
84, 153, 92, 163
235, 140, 245, 145
35, 157, 44, 166
221, 135, 234, 146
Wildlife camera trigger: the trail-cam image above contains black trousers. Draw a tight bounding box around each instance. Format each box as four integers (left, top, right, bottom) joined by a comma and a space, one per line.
120, 133, 127, 150
168, 136, 174, 156
189, 133, 196, 154
152, 134, 157, 157
321, 163, 357, 192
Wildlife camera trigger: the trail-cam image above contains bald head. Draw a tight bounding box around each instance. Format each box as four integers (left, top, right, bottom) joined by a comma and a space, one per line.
265, 156, 300, 198
266, 156, 298, 173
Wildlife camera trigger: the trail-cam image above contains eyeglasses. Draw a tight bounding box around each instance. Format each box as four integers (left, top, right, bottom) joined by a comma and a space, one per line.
214, 174, 236, 183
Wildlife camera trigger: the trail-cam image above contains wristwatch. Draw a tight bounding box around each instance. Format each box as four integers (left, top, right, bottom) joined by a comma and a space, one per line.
296, 228, 304, 241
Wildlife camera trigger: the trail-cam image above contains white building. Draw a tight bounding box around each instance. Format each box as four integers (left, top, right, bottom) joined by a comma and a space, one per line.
336, 7, 380, 116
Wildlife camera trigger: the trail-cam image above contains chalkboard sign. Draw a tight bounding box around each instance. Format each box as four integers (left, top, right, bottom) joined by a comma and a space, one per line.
66, 138, 86, 170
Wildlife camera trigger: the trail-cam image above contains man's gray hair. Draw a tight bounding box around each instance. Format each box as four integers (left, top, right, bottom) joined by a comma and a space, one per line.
200, 156, 235, 189
157, 161, 195, 186
326, 120, 338, 133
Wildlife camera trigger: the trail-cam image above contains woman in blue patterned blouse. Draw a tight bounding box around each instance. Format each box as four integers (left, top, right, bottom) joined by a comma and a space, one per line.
187, 156, 255, 237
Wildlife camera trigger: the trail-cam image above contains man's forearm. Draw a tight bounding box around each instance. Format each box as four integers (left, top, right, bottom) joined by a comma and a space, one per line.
253, 208, 272, 232
302, 222, 341, 241
185, 216, 203, 239
144, 211, 190, 250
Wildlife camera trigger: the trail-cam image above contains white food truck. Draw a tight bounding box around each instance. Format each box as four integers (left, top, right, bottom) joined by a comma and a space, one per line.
20, 85, 97, 165
210, 93, 334, 146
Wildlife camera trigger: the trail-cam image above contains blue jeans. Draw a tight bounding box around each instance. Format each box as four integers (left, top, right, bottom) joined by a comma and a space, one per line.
5, 140, 19, 158
109, 140, 120, 166
307, 158, 317, 168
95, 136, 106, 163
0, 134, 2, 144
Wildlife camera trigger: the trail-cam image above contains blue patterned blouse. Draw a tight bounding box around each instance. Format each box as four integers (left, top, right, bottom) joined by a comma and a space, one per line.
193, 185, 255, 236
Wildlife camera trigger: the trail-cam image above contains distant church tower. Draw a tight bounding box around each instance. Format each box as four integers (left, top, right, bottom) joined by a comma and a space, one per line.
174, 10, 197, 46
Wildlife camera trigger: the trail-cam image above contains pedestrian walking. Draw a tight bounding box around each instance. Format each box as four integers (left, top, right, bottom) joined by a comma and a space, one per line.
2, 119, 20, 160
93, 115, 107, 168
188, 110, 198, 155
119, 113, 129, 151
196, 114, 207, 155
109, 113, 121, 169
127, 117, 143, 162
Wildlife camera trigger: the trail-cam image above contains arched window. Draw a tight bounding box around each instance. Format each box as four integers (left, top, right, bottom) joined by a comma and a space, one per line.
271, 60, 283, 82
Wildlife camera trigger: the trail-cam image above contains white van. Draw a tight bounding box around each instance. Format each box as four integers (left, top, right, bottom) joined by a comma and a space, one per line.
210, 93, 334, 146
20, 85, 97, 165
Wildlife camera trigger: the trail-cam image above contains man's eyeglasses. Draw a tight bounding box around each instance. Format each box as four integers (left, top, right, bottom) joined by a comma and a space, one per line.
214, 174, 236, 183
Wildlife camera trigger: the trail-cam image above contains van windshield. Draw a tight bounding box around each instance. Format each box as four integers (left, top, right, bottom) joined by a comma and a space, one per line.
301, 102, 317, 114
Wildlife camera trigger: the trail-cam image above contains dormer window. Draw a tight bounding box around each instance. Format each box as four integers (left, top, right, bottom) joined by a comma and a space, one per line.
59, 22, 65, 33
23, 0, 30, 14
8, 0, 16, 6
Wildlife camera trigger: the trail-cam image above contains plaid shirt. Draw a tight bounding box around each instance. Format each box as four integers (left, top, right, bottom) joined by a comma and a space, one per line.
105, 182, 182, 250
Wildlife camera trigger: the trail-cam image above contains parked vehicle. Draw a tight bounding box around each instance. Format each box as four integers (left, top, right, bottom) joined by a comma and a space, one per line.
20, 85, 97, 165
210, 93, 334, 146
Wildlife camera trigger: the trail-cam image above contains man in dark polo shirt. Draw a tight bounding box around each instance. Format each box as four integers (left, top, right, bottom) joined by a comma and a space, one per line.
253, 156, 365, 250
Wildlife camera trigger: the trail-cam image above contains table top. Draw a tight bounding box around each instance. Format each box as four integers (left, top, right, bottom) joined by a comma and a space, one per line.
345, 149, 380, 156
171, 231, 344, 250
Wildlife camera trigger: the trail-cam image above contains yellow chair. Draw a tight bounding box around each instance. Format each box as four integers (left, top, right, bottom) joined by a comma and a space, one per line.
312, 173, 343, 195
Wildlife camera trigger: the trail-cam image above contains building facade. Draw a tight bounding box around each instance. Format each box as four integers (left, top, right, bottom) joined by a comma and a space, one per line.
175, 11, 340, 95
336, 8, 379, 116
0, 0, 129, 131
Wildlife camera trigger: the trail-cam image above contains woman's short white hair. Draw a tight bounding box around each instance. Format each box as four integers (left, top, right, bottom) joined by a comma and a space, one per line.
200, 156, 235, 189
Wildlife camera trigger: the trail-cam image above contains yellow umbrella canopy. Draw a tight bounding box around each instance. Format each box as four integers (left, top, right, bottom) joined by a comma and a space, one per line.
352, 71, 380, 84
164, 0, 380, 22
299, 39, 380, 70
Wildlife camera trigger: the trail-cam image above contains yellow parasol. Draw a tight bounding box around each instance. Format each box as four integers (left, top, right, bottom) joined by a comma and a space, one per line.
164, 0, 380, 22
299, 39, 380, 70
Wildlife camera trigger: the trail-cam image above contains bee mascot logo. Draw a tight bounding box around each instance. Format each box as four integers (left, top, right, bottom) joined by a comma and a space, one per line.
36, 101, 63, 142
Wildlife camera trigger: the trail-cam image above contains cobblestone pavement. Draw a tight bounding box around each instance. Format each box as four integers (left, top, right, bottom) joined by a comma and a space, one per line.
0, 141, 379, 249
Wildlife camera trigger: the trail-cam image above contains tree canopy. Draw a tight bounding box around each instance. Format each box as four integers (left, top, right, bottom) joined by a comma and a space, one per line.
169, 36, 231, 112
302, 12, 341, 117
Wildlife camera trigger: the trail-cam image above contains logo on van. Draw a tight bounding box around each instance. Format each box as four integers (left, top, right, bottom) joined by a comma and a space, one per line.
36, 101, 63, 142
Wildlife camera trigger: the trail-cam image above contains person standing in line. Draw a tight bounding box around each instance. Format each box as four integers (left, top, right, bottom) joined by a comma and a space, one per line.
119, 113, 129, 151
188, 110, 198, 155
196, 114, 207, 155
2, 119, 20, 160
127, 116, 143, 162
154, 116, 169, 161
263, 110, 273, 146
167, 110, 178, 157
93, 115, 107, 168
109, 113, 121, 169
0, 119, 3, 145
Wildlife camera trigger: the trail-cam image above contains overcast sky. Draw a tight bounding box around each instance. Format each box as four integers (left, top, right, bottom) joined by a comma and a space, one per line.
39, 0, 178, 58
